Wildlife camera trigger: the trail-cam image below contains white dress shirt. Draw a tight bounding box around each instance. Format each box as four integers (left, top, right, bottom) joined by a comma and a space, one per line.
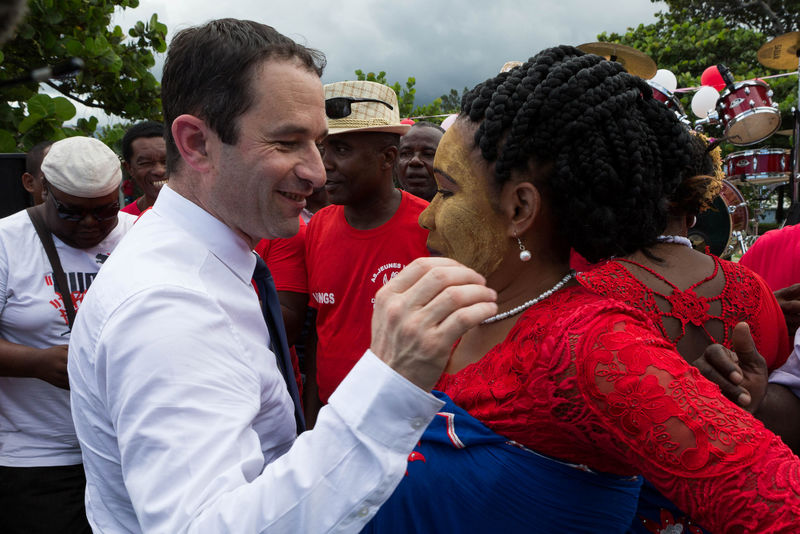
68, 186, 443, 533
769, 327, 800, 397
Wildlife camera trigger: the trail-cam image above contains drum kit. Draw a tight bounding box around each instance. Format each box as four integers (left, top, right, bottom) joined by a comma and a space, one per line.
579, 36, 800, 259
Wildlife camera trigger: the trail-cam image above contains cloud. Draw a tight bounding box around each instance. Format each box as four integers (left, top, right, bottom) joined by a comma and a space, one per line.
92, 0, 661, 124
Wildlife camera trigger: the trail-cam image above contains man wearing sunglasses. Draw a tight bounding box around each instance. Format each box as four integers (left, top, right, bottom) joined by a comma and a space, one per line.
304, 81, 431, 421
66, 19, 496, 534
0, 136, 134, 533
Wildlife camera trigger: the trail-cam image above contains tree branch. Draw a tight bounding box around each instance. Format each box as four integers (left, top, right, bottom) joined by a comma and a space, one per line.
44, 80, 104, 109
738, 0, 785, 34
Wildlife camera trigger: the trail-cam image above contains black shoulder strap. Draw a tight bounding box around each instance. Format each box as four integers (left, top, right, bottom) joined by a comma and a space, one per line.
26, 206, 77, 329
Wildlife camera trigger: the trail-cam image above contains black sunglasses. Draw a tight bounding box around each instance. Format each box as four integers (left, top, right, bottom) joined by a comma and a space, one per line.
47, 187, 119, 222
325, 97, 394, 119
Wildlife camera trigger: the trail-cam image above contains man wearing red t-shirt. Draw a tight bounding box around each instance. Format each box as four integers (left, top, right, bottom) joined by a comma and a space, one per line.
304, 81, 429, 422
740, 223, 800, 339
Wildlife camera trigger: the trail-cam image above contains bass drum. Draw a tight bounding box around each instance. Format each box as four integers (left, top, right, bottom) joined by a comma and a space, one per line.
688, 180, 749, 258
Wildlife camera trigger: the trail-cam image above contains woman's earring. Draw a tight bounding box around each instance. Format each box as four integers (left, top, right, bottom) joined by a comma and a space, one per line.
517, 235, 532, 262
688, 215, 697, 229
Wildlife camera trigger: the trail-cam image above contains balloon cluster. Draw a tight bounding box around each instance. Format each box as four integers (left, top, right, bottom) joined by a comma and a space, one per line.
692, 66, 723, 118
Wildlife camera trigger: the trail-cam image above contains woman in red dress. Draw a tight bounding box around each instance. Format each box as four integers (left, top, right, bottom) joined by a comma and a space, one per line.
366, 45, 800, 533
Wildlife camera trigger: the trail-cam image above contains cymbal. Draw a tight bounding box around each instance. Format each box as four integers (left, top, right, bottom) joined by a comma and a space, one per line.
758, 31, 800, 70
577, 42, 657, 79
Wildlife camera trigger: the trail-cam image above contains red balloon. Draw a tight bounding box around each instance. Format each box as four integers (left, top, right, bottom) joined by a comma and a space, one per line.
701, 66, 726, 91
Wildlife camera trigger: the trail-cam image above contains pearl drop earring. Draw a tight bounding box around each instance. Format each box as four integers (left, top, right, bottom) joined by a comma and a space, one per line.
517, 236, 531, 262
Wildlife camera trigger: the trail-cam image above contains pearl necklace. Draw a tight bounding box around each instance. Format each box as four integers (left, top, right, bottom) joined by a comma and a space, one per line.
481, 270, 576, 325
656, 235, 693, 248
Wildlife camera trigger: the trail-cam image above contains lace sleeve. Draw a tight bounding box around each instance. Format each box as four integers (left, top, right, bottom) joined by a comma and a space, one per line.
575, 312, 800, 533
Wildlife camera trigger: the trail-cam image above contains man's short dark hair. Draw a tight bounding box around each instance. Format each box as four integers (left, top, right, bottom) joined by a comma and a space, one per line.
26, 140, 53, 175
161, 18, 327, 173
410, 121, 445, 134
122, 121, 164, 164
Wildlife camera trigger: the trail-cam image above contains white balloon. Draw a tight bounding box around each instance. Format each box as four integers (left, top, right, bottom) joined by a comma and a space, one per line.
651, 69, 678, 93
691, 86, 720, 118
441, 113, 458, 130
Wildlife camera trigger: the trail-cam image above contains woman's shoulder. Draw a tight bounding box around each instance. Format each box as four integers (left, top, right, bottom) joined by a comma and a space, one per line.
516, 284, 664, 344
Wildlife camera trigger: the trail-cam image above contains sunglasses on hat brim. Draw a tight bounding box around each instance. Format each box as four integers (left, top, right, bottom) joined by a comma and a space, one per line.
325, 97, 394, 119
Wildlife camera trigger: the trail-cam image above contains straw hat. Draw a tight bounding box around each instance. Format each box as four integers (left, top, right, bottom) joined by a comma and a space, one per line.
500, 61, 522, 73
324, 80, 410, 136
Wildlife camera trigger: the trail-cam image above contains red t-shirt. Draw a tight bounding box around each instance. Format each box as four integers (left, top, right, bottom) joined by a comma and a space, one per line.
254, 218, 307, 293
305, 191, 429, 402
739, 223, 800, 291
120, 198, 144, 216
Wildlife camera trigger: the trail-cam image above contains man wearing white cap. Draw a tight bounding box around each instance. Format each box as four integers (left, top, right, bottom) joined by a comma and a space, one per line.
304, 80, 431, 419
0, 136, 134, 533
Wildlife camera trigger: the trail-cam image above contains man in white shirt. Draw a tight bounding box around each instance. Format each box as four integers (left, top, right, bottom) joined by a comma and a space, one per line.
68, 18, 497, 533
0, 136, 135, 533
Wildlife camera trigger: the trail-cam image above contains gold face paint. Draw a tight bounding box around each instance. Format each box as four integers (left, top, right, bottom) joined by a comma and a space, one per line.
419, 121, 509, 278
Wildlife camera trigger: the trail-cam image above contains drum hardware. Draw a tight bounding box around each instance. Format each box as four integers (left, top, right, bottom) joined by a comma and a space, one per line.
688, 180, 749, 258
576, 42, 657, 79
647, 79, 690, 124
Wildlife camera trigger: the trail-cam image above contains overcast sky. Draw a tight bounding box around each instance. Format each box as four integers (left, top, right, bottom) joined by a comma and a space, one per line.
84, 0, 664, 123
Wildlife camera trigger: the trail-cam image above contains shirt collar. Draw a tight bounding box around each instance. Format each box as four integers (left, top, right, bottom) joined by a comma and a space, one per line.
152, 185, 256, 284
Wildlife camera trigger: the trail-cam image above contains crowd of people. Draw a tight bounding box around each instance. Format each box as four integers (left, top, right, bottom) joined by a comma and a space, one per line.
1, 16, 800, 534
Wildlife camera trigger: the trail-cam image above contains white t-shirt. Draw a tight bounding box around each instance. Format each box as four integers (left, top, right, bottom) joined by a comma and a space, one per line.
0, 208, 134, 466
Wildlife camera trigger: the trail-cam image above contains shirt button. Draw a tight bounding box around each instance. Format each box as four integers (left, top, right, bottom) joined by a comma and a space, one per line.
411, 419, 424, 429
358, 507, 370, 517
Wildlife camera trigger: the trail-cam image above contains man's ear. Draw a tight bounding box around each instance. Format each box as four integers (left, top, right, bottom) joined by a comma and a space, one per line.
122, 161, 132, 177
171, 114, 213, 173
21, 172, 35, 194
380, 145, 398, 170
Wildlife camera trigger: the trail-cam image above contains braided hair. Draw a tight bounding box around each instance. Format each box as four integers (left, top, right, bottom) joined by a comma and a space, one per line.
460, 45, 692, 263
668, 131, 724, 217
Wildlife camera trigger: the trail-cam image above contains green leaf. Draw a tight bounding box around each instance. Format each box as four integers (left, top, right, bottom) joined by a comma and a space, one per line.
0, 130, 17, 152
52, 97, 76, 121
27, 94, 55, 118
18, 113, 44, 133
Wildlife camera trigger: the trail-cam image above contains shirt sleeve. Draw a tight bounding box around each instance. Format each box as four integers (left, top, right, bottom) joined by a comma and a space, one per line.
97, 287, 443, 533
769, 328, 800, 397
573, 310, 800, 533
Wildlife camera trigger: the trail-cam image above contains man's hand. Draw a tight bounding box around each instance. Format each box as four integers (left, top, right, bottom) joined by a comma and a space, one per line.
694, 322, 767, 413
370, 257, 497, 392
774, 283, 800, 338
31, 344, 70, 389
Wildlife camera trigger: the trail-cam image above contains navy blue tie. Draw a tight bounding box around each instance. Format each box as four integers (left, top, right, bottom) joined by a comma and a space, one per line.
252, 254, 306, 433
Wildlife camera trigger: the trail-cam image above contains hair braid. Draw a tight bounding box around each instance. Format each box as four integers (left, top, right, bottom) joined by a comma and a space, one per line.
460, 45, 691, 262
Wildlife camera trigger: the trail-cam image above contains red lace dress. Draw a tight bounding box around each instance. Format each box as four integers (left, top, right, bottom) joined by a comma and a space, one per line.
435, 285, 800, 533
577, 256, 789, 369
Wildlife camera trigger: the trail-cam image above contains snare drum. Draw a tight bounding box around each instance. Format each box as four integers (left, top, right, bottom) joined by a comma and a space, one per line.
717, 80, 781, 146
688, 180, 749, 258
648, 80, 687, 121
724, 148, 790, 185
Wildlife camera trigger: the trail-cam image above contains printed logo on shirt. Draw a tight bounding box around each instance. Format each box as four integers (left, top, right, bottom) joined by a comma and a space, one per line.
312, 292, 336, 305
370, 262, 404, 285
44, 271, 99, 327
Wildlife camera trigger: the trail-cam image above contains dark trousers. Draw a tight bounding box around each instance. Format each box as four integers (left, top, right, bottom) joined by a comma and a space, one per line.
0, 464, 92, 534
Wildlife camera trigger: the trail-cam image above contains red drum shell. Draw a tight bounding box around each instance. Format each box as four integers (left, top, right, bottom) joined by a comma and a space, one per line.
724, 148, 790, 185
717, 81, 780, 146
